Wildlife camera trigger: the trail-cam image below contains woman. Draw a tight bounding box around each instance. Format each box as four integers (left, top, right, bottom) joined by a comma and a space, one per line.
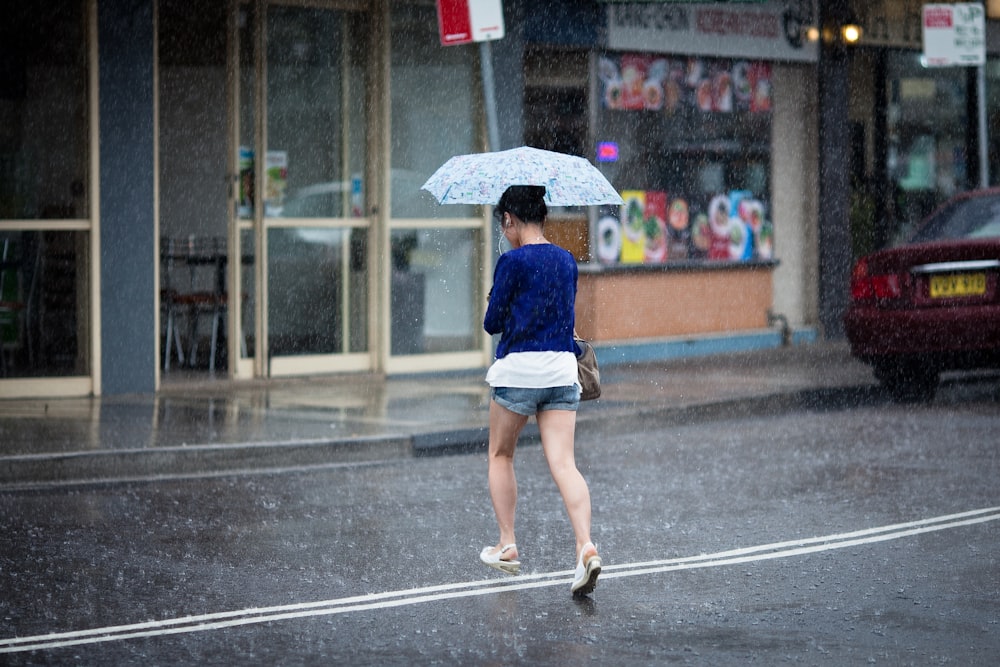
479, 185, 602, 597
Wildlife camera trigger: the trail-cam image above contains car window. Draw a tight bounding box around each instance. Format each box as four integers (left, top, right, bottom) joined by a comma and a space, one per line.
909, 195, 1000, 243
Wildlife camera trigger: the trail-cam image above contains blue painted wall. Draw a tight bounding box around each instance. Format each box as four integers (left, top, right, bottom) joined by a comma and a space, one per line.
98, 0, 156, 394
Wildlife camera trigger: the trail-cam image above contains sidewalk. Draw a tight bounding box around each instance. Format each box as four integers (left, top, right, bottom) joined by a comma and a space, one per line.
0, 342, 877, 488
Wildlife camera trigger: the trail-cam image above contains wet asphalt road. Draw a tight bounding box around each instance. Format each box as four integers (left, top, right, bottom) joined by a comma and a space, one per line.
1, 378, 998, 665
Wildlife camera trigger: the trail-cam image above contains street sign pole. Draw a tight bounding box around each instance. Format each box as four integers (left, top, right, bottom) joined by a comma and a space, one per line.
479, 40, 501, 152
977, 64, 989, 188
436, 0, 505, 152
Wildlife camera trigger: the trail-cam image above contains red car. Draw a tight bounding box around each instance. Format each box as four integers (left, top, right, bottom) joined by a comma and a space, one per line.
844, 188, 1000, 400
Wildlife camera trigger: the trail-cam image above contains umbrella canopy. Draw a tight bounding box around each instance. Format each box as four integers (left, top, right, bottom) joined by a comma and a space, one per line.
421, 146, 624, 206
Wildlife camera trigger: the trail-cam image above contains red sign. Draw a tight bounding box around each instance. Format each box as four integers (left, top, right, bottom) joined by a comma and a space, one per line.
924, 6, 953, 29
436, 0, 505, 46
437, 0, 473, 45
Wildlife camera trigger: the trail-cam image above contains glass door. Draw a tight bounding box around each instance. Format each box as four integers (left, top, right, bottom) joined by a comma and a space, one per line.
231, 0, 371, 378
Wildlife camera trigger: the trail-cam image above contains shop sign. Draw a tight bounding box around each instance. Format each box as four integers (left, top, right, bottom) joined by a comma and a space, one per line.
922, 3, 985, 67
606, 1, 818, 63
436, 0, 505, 46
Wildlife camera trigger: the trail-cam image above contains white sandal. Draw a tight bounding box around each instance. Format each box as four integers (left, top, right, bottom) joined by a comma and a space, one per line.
570, 542, 602, 596
480, 543, 520, 574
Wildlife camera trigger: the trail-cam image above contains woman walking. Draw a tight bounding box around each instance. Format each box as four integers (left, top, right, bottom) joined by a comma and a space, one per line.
479, 185, 602, 596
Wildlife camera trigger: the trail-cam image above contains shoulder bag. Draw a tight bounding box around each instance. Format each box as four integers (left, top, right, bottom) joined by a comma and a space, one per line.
574, 337, 601, 401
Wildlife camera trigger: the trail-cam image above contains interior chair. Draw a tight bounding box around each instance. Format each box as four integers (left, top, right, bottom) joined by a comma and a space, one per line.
161, 236, 229, 373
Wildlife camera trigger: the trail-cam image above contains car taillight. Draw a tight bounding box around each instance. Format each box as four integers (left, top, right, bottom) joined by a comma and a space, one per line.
850, 258, 874, 300
850, 257, 903, 302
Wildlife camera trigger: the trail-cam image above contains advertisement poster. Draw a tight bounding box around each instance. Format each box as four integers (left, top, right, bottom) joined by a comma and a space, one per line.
599, 54, 771, 114
604, 190, 772, 265
667, 198, 691, 260
237, 148, 291, 218
619, 191, 646, 263
264, 151, 288, 217
644, 191, 668, 263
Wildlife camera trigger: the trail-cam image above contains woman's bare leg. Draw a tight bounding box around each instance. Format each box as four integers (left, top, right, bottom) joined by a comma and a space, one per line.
536, 409, 592, 558
486, 400, 529, 558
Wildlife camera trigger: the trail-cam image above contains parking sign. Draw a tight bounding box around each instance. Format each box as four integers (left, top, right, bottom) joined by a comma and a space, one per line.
922, 3, 985, 67
436, 0, 505, 46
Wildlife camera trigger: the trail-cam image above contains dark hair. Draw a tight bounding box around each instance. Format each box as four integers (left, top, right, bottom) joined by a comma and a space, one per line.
496, 185, 547, 224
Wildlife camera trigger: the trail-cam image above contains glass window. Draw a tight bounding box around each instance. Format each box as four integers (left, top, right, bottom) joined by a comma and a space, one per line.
1, 231, 90, 377
1, 1, 90, 380
594, 54, 774, 264
265, 7, 367, 219
910, 192, 1000, 243
388, 3, 484, 359
268, 226, 367, 356
158, 0, 228, 239
389, 3, 478, 219
886, 51, 970, 242
0, 1, 89, 220
390, 228, 478, 355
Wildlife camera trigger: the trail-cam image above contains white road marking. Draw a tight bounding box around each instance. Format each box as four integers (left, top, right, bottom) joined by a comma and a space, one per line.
2, 506, 998, 654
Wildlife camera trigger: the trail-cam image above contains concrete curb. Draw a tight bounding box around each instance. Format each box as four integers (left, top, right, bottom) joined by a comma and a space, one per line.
0, 384, 882, 489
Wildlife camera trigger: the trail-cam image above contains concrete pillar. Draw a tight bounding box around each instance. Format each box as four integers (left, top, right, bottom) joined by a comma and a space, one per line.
817, 0, 854, 339
98, 0, 156, 394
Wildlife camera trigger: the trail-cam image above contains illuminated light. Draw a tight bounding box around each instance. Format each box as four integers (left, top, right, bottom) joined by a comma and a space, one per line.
596, 142, 619, 163
841, 23, 862, 44
805, 26, 820, 42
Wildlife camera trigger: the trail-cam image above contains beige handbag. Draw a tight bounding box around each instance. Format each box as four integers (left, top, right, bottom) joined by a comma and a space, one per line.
574, 337, 601, 401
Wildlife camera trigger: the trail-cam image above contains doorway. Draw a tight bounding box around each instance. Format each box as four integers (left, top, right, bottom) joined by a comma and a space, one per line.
158, 0, 373, 380
232, 0, 372, 377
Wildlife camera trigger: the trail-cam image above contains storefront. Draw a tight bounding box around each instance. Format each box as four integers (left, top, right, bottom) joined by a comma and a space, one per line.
523, 1, 822, 350
0, 0, 498, 398
10, 0, 992, 399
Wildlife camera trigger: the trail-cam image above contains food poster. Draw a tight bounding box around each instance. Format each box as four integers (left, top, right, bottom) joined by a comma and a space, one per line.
620, 191, 646, 263
666, 198, 691, 260
596, 214, 622, 264
615, 191, 670, 264
605, 190, 771, 265
599, 55, 772, 115
643, 191, 668, 263
264, 150, 288, 217
707, 191, 772, 261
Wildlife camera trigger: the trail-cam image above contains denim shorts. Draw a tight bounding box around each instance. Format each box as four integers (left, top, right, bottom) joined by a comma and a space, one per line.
491, 385, 580, 416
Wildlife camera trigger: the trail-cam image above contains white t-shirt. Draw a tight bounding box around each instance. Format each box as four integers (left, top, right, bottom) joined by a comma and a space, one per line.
485, 350, 578, 388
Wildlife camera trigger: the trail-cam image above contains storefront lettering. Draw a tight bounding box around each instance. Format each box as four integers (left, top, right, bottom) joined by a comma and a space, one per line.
606, 2, 818, 63
695, 9, 780, 40
611, 4, 689, 32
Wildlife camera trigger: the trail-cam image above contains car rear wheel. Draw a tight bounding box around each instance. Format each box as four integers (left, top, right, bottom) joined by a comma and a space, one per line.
873, 360, 939, 402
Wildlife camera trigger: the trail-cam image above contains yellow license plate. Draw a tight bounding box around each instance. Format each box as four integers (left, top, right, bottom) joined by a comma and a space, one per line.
929, 272, 986, 298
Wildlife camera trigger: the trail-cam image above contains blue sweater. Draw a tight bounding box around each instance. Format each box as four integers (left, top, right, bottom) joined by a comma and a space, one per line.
484, 244, 578, 359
